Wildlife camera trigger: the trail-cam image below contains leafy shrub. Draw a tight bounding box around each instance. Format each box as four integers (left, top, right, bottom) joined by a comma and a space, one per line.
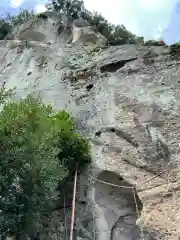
36, 13, 48, 20
144, 40, 165, 46
50, 0, 89, 20
169, 42, 180, 57
0, 93, 91, 239
0, 9, 35, 40
6, 9, 35, 27
0, 19, 12, 40
134, 36, 144, 44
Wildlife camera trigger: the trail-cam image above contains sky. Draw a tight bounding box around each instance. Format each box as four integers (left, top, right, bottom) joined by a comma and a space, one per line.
0, 0, 179, 43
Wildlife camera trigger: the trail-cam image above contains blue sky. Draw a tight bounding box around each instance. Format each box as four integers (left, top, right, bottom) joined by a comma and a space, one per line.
0, 0, 179, 44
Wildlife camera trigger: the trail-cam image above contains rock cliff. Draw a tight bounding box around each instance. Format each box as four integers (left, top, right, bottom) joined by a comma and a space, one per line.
1, 11, 180, 240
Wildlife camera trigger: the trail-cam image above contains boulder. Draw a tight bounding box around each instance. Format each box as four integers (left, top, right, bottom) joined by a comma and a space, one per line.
72, 19, 107, 46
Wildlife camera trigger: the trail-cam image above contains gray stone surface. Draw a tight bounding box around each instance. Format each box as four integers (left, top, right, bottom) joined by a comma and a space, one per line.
1, 13, 180, 239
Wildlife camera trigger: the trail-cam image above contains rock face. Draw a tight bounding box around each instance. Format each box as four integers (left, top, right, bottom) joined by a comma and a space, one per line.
72, 19, 107, 45
11, 11, 71, 43
0, 12, 180, 240
9, 12, 107, 46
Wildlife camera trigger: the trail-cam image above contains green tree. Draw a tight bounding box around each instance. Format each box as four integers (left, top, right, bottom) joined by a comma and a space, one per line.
0, 9, 35, 40
50, 0, 89, 20
0, 19, 11, 40
89, 11, 113, 40
135, 36, 144, 44
6, 9, 35, 27
110, 24, 136, 44
49, 0, 140, 45
0, 93, 91, 239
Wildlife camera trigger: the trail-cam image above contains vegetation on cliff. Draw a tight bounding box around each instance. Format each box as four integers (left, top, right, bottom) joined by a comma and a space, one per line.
7, 9, 35, 27
0, 19, 12, 40
169, 42, 180, 57
0, 88, 91, 239
0, 2, 144, 45
48, 0, 144, 44
0, 9, 35, 40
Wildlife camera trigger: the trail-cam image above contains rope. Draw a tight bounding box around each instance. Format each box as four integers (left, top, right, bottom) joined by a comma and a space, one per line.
69, 167, 78, 240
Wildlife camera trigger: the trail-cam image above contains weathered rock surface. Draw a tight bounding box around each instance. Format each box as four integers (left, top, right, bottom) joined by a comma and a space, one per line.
9, 11, 107, 46
72, 19, 107, 46
1, 12, 180, 240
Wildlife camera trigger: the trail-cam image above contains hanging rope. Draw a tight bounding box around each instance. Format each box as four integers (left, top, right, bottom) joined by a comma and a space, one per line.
69, 166, 78, 240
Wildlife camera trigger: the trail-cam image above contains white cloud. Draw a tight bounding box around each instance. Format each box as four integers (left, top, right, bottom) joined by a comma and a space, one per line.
10, 0, 24, 8
136, 0, 165, 10
163, 1, 180, 44
84, 0, 177, 40
35, 4, 46, 13
153, 26, 163, 40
